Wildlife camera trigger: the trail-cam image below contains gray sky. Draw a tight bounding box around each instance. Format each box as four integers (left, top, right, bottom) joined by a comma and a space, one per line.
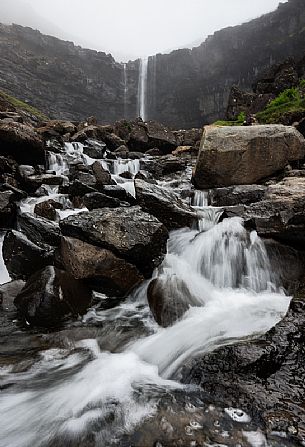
0, 0, 286, 61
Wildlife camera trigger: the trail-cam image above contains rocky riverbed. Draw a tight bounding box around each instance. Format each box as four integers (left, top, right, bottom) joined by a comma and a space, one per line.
0, 115, 305, 446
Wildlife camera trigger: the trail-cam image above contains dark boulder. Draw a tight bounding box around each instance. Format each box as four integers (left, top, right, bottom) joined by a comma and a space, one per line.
92, 161, 115, 186
146, 121, 177, 154
101, 184, 137, 205
3, 230, 53, 280
210, 185, 267, 207
68, 179, 98, 198
83, 192, 120, 210
14, 266, 92, 327
18, 213, 61, 247
83, 140, 107, 159
61, 237, 143, 297
135, 179, 197, 231
147, 276, 191, 327
0, 122, 45, 165
140, 155, 187, 179
60, 206, 168, 277
0, 190, 16, 228
0, 280, 25, 310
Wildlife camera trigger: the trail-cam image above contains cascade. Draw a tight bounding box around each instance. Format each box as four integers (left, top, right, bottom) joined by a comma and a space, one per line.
0, 139, 292, 446
138, 57, 148, 121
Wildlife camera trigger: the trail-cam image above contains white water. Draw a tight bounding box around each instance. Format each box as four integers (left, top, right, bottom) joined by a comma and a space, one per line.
0, 233, 10, 285
0, 211, 290, 446
138, 57, 148, 121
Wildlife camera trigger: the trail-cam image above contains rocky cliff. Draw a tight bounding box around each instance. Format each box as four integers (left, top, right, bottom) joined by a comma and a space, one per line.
0, 0, 305, 127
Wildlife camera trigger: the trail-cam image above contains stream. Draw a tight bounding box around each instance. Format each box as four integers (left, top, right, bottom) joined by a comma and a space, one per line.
0, 142, 292, 447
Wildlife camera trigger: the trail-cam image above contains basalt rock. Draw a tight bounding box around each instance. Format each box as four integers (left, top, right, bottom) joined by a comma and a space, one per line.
101, 185, 137, 205
92, 161, 115, 186
193, 125, 305, 188
83, 140, 107, 159
3, 230, 53, 280
61, 237, 143, 297
60, 206, 168, 277
14, 266, 92, 327
34, 199, 63, 221
0, 190, 16, 228
135, 179, 196, 231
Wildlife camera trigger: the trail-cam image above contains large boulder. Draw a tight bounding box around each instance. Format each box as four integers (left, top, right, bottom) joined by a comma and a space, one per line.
61, 237, 143, 296
210, 185, 267, 207
83, 192, 121, 210
14, 266, 92, 327
146, 121, 177, 154
193, 125, 305, 188
135, 179, 197, 231
18, 213, 61, 247
60, 206, 168, 277
0, 190, 16, 228
3, 230, 54, 280
0, 122, 45, 165
140, 155, 187, 179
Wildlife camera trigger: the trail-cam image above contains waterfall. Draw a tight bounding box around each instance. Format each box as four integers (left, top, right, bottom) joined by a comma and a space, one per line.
138, 57, 148, 121
123, 63, 128, 118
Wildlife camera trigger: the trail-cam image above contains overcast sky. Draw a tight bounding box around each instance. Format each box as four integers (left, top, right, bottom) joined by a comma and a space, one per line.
0, 0, 286, 61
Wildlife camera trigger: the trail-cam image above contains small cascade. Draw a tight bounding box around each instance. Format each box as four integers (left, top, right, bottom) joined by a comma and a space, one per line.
192, 189, 222, 231
46, 151, 69, 176
192, 190, 209, 207
138, 58, 148, 121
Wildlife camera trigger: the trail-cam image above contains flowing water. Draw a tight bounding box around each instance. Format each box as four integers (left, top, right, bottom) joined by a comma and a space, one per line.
0, 142, 292, 446
138, 58, 148, 121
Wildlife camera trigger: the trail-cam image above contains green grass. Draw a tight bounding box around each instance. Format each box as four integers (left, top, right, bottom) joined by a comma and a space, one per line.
256, 79, 305, 124
0, 90, 48, 121
213, 112, 246, 126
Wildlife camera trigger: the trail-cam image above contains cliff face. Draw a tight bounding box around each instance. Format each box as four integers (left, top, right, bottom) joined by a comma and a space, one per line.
0, 24, 140, 123
0, 0, 305, 127
146, 0, 305, 128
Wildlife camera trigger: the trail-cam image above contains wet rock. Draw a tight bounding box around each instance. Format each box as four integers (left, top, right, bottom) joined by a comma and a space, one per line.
114, 145, 129, 158
102, 132, 126, 150
18, 164, 35, 179
140, 155, 187, 179
181, 298, 305, 446
60, 206, 168, 277
193, 125, 305, 188
68, 179, 98, 197
135, 179, 196, 230
265, 239, 305, 292
101, 184, 137, 205
18, 213, 61, 247
119, 171, 133, 180
92, 161, 115, 186
244, 177, 305, 247
23, 174, 64, 193
210, 185, 267, 207
83, 192, 121, 210
148, 277, 191, 327
37, 120, 76, 136
83, 140, 107, 159
61, 236, 143, 296
0, 190, 16, 228
14, 266, 92, 327
0, 122, 45, 165
146, 121, 177, 154
0, 183, 27, 201
71, 171, 96, 189
145, 148, 162, 156
3, 230, 53, 280
128, 151, 143, 160
34, 199, 63, 221
0, 280, 25, 310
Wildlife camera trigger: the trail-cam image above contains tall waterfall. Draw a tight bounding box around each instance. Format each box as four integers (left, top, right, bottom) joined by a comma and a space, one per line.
123, 63, 128, 118
138, 57, 148, 121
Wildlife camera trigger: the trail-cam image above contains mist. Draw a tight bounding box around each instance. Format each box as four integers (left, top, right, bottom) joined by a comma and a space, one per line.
0, 0, 286, 61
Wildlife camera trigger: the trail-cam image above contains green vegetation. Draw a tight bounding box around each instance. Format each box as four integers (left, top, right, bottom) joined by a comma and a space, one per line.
213, 112, 246, 126
0, 90, 48, 121
256, 79, 305, 124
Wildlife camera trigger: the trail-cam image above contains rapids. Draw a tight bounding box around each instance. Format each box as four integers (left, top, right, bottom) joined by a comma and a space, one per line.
0, 142, 292, 447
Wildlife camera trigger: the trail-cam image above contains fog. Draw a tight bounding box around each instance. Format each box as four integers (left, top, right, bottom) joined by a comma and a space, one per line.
0, 0, 286, 61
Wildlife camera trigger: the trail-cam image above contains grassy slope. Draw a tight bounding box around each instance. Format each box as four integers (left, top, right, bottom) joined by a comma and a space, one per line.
0, 90, 48, 121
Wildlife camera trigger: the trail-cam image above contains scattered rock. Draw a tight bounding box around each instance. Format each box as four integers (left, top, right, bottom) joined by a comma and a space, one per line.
61, 237, 143, 296
14, 266, 92, 327
135, 179, 197, 230
92, 161, 115, 186
18, 213, 61, 247
60, 206, 168, 277
83, 192, 121, 210
83, 140, 107, 159
101, 184, 137, 205
140, 155, 187, 179
34, 199, 63, 221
